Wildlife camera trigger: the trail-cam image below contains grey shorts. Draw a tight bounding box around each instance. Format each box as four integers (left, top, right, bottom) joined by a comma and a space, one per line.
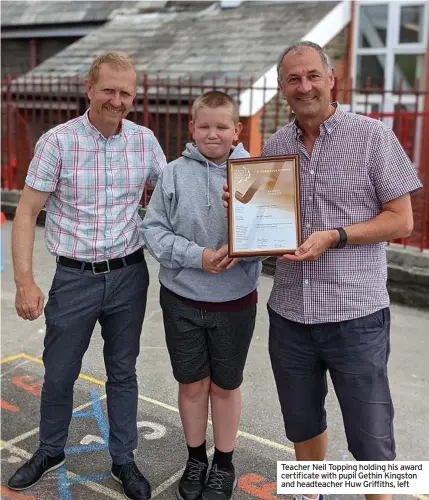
268, 305, 395, 461
160, 286, 256, 390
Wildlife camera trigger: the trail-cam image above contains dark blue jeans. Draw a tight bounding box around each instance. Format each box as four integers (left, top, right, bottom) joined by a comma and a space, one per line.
40, 258, 149, 465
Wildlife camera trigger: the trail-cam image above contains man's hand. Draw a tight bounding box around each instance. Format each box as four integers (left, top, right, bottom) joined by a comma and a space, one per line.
15, 282, 45, 320
211, 243, 240, 270
202, 249, 225, 274
280, 230, 339, 262
222, 184, 230, 209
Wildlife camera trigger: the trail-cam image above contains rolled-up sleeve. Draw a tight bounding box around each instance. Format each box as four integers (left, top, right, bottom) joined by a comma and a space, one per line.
25, 131, 62, 192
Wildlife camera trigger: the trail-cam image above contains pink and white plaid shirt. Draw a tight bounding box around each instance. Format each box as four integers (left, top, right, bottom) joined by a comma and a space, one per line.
262, 103, 422, 324
26, 111, 167, 261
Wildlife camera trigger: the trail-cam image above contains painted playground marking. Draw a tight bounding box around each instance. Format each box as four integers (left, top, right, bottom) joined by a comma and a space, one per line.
0, 352, 296, 500
2, 353, 428, 500
1, 353, 296, 456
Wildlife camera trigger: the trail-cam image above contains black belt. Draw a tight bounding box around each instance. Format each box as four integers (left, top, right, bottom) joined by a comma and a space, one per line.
57, 249, 144, 274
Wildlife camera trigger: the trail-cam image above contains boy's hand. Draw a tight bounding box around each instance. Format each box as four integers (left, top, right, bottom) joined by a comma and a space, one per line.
222, 184, 230, 209
211, 244, 240, 270
202, 249, 225, 274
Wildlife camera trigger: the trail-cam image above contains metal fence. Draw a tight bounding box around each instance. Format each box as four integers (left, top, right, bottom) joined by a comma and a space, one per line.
1, 74, 428, 250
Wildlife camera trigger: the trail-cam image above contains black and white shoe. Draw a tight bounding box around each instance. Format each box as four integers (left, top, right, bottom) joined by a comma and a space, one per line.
176, 458, 209, 500
202, 464, 237, 500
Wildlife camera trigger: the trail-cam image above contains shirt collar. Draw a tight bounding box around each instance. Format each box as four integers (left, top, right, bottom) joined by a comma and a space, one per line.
293, 101, 344, 139
82, 109, 125, 139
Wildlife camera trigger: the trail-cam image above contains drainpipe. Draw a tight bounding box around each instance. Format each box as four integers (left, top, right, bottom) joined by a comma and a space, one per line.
30, 39, 37, 69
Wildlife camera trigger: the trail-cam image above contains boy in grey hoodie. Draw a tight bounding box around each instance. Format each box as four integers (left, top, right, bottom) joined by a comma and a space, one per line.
142, 91, 261, 500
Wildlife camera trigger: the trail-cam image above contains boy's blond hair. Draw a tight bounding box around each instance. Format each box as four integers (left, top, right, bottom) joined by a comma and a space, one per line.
86, 51, 136, 85
192, 91, 239, 124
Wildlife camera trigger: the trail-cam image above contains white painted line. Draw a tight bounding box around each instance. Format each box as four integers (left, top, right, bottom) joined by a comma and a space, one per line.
138, 394, 295, 456
1, 440, 123, 499
0, 359, 31, 378
138, 394, 180, 414
2, 441, 31, 459
7, 395, 107, 446
151, 447, 214, 498
140, 346, 167, 350
236, 429, 295, 455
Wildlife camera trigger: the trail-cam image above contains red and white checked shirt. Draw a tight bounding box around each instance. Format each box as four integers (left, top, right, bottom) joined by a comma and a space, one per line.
262, 103, 422, 324
26, 111, 166, 261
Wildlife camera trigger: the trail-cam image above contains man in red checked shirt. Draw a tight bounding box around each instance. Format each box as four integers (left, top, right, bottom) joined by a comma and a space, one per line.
8, 51, 166, 500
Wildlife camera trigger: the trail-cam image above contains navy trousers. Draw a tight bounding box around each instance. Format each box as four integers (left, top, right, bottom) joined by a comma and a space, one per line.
40, 258, 149, 465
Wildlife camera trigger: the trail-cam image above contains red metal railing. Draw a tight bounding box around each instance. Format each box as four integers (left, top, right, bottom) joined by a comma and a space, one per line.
2, 75, 428, 250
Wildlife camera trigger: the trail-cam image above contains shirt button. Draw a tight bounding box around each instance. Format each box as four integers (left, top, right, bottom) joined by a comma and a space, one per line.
306, 223, 311, 228
310, 170, 315, 175
309, 196, 313, 200
304, 279, 309, 285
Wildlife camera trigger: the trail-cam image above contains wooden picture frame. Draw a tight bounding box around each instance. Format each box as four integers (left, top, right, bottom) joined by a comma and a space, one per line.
227, 155, 301, 257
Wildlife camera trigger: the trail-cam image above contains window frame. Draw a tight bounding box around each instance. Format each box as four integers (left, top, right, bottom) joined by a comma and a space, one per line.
351, 1, 428, 166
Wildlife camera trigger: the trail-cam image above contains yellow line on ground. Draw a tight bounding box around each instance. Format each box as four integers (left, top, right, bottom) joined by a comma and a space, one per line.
78, 373, 105, 386
0, 353, 26, 364
19, 353, 105, 386
19, 353, 43, 364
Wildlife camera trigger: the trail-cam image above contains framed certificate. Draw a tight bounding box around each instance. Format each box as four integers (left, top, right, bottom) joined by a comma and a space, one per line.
227, 155, 301, 257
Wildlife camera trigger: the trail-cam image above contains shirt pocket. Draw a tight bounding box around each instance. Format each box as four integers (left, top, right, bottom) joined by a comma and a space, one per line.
58, 164, 98, 205
113, 155, 146, 192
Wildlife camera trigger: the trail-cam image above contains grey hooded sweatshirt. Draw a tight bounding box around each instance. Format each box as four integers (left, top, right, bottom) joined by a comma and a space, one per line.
142, 142, 262, 302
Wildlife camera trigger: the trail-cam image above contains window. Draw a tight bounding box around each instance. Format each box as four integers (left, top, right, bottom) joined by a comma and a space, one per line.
393, 54, 425, 89
352, 1, 428, 167
357, 55, 385, 88
399, 5, 425, 44
354, 2, 428, 93
358, 4, 388, 48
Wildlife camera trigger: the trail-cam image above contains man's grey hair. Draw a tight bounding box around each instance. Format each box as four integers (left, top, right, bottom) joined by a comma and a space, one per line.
277, 41, 332, 81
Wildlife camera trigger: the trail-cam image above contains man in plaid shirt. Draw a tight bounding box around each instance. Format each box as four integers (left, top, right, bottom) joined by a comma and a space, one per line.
222, 42, 422, 500
9, 52, 166, 499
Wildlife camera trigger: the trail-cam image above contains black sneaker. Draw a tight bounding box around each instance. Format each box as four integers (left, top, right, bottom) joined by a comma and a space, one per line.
111, 462, 151, 500
7, 450, 65, 490
176, 458, 209, 500
202, 464, 237, 500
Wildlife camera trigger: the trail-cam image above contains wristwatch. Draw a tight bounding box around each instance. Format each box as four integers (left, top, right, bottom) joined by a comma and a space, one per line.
334, 227, 347, 248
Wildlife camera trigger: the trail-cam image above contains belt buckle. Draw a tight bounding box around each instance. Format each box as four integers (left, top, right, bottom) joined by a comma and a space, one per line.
91, 259, 110, 275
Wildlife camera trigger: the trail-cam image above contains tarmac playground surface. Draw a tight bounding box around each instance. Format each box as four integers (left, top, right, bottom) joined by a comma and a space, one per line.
1, 221, 428, 500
